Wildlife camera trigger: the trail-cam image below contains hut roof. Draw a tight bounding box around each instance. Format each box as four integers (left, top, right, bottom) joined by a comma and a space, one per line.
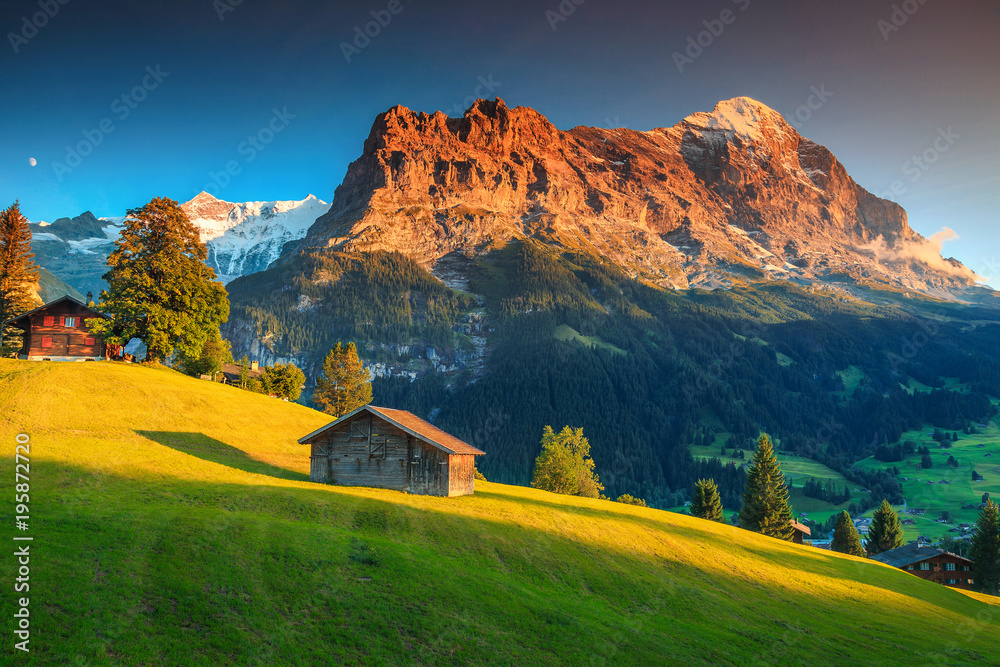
299, 405, 485, 456
791, 520, 811, 536
3, 295, 107, 327
870, 543, 973, 569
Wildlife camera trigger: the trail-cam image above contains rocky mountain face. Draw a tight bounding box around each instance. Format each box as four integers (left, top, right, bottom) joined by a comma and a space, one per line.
304, 97, 977, 293
29, 194, 330, 296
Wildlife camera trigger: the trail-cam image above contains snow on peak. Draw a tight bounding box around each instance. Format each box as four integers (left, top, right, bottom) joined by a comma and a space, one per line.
683, 97, 789, 144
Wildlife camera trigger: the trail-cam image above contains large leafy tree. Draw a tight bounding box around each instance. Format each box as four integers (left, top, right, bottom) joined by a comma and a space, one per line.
261, 363, 306, 401
865, 500, 904, 555
969, 499, 1000, 595
179, 331, 232, 378
691, 478, 724, 522
314, 342, 372, 417
831, 510, 865, 556
0, 201, 40, 353
739, 433, 794, 540
91, 197, 228, 362
531, 425, 604, 498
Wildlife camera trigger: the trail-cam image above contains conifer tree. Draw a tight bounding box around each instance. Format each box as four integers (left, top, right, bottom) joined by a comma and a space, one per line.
0, 201, 40, 353
969, 500, 1000, 595
691, 478, 724, 522
865, 500, 904, 555
89, 197, 229, 362
531, 426, 603, 498
314, 342, 372, 417
738, 433, 794, 540
831, 510, 865, 556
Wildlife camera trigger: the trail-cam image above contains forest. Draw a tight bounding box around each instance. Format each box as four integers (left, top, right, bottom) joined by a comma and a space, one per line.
226, 240, 1000, 509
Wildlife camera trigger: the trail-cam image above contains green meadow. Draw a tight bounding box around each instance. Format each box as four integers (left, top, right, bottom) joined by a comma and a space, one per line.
1, 360, 998, 665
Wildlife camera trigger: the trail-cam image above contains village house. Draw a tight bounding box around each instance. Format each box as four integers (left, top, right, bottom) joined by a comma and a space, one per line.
3, 296, 107, 361
219, 361, 265, 385
298, 405, 485, 497
870, 543, 976, 590
791, 521, 811, 545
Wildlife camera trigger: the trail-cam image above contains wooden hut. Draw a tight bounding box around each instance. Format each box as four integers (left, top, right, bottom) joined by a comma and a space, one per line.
3, 296, 108, 361
298, 405, 485, 497
791, 520, 812, 545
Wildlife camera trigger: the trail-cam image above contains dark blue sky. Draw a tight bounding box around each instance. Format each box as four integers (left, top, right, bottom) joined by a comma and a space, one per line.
2, 0, 998, 282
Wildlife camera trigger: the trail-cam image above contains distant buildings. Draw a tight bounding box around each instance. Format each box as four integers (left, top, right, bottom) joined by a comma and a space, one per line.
871, 543, 975, 590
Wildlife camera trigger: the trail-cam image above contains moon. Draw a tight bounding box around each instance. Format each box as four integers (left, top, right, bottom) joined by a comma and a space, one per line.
28, 158, 37, 167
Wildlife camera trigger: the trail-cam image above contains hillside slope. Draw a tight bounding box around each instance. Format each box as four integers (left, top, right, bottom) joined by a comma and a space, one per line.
0, 360, 997, 665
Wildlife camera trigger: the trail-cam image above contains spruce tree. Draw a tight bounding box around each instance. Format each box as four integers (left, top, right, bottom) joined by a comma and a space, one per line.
969, 500, 1000, 595
0, 201, 40, 353
865, 500, 904, 555
691, 478, 724, 522
90, 197, 229, 362
831, 510, 865, 556
738, 433, 795, 540
314, 342, 373, 417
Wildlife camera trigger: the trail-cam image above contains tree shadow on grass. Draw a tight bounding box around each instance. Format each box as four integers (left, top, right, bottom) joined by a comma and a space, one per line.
136, 430, 308, 481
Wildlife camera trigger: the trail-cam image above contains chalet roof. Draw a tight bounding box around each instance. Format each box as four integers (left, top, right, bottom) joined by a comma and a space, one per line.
3, 296, 107, 327
220, 363, 264, 379
298, 405, 485, 456
870, 543, 973, 569
791, 521, 811, 536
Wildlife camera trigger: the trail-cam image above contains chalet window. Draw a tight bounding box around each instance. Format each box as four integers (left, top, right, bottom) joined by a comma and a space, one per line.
369, 436, 386, 460
919, 562, 930, 571
43, 316, 54, 326
350, 421, 369, 440
946, 579, 957, 585
968, 579, 975, 585
961, 565, 970, 571
85, 337, 96, 346
906, 565, 914, 571
64, 316, 75, 328
945, 563, 956, 571
41, 336, 53, 348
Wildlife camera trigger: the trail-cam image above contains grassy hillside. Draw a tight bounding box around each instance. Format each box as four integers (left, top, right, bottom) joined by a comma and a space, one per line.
1, 360, 998, 666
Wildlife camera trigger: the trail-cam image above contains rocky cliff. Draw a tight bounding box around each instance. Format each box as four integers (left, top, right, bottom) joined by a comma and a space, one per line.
304, 97, 977, 293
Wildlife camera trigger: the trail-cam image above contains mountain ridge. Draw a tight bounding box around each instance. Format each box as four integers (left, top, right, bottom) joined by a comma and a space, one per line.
302, 96, 979, 295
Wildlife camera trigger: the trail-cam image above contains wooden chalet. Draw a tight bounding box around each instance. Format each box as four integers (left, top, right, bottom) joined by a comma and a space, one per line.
220, 361, 264, 385
791, 520, 812, 545
870, 543, 976, 590
3, 296, 107, 361
298, 405, 485, 497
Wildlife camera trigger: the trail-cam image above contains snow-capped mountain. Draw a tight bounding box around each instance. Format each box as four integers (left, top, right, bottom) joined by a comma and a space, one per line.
183, 192, 330, 283
28, 194, 330, 296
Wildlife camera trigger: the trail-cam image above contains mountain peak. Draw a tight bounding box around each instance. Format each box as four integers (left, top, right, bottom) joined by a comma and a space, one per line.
681, 96, 789, 143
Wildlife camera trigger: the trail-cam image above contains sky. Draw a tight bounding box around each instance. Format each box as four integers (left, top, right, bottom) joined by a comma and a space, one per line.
1, 0, 998, 284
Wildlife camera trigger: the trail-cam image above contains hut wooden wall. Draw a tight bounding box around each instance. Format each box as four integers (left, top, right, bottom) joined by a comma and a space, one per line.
20, 301, 104, 359
448, 454, 476, 497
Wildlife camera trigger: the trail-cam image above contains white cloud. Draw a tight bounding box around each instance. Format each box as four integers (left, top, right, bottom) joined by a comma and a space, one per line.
863, 227, 983, 283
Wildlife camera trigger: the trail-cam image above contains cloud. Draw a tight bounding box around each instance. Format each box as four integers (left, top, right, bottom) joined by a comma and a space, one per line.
863, 227, 984, 283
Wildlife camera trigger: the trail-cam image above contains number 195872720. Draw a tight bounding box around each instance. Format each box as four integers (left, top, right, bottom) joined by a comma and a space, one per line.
16, 435, 30, 525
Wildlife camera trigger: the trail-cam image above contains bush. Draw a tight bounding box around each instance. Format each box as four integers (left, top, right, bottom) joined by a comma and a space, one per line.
616, 494, 648, 507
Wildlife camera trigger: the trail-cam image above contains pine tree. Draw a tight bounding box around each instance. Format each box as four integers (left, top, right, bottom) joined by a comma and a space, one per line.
314, 342, 373, 417
738, 433, 795, 540
831, 510, 865, 556
691, 478, 724, 522
969, 500, 1000, 595
89, 197, 229, 362
531, 426, 603, 498
865, 500, 904, 555
0, 201, 40, 354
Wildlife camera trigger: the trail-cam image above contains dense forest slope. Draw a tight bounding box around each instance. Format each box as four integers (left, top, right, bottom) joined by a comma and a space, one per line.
1, 360, 997, 665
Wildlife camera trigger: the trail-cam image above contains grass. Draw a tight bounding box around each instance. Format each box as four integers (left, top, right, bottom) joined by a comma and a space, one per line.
553, 324, 626, 355
854, 422, 1000, 543
1, 360, 999, 665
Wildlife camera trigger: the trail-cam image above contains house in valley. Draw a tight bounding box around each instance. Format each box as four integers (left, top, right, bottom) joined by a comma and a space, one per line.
3, 296, 107, 361
791, 520, 812, 545
870, 543, 976, 590
298, 405, 485, 497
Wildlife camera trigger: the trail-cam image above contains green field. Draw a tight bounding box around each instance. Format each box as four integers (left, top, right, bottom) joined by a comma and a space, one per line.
553, 324, 626, 355
689, 443, 852, 526
1, 360, 998, 665
854, 421, 1000, 543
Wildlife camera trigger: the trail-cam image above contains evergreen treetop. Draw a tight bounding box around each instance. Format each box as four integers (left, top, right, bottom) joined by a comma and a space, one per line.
831, 510, 865, 557
865, 500, 904, 555
738, 434, 795, 540
690, 478, 724, 522
531, 425, 604, 499
0, 201, 40, 353
314, 341, 373, 417
969, 499, 1000, 595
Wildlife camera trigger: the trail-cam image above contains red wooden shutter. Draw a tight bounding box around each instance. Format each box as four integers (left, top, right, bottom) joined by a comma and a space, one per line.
59, 315, 65, 326
85, 337, 95, 346
43, 316, 54, 327
41, 336, 53, 348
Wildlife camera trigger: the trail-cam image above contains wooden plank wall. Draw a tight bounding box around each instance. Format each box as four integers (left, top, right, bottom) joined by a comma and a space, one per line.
307, 413, 477, 496
21, 302, 104, 358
